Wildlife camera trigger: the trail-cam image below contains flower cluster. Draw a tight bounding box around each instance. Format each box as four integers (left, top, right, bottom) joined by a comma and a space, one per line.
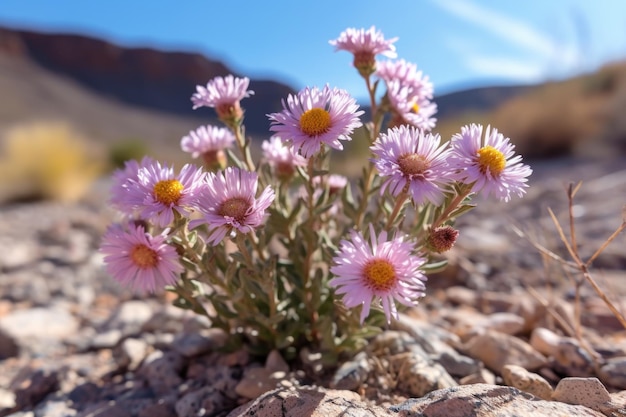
100, 26, 531, 360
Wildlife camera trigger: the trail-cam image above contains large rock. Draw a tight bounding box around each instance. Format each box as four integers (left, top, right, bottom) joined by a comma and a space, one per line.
226, 386, 394, 417
389, 383, 606, 417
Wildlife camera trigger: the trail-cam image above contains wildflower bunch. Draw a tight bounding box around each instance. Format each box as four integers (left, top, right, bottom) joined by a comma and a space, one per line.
100, 26, 532, 362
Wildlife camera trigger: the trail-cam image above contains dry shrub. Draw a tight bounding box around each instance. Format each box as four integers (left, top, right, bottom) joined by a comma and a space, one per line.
0, 121, 104, 203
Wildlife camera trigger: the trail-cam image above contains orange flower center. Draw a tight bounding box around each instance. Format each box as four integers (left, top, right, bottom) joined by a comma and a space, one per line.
363, 259, 397, 291
130, 244, 159, 269
218, 197, 250, 223
300, 108, 332, 136
411, 102, 420, 114
153, 179, 184, 205
398, 153, 430, 177
477, 146, 506, 176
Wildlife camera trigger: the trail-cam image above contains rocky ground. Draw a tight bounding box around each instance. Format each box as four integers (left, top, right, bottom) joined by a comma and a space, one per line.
0, 154, 625, 417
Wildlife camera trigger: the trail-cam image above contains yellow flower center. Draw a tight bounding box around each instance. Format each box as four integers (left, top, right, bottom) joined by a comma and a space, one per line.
153, 179, 184, 205
363, 259, 397, 292
398, 153, 430, 177
218, 197, 250, 223
477, 146, 506, 176
299, 108, 332, 136
130, 244, 158, 269
411, 102, 420, 114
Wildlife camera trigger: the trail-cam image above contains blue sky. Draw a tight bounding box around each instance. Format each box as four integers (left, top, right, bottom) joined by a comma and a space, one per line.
1, 0, 625, 101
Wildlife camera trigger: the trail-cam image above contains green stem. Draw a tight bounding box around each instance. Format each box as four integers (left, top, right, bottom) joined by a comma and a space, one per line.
386, 189, 409, 231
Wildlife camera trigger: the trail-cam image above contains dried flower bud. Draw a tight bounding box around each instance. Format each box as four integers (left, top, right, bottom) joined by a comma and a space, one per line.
426, 226, 459, 253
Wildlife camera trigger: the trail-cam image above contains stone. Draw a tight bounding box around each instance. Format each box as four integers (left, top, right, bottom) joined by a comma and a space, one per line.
0, 327, 19, 359
530, 327, 561, 356
103, 301, 153, 335
175, 387, 230, 417
552, 377, 610, 405
330, 351, 370, 390
114, 338, 148, 370
599, 357, 626, 389
171, 332, 216, 357
12, 368, 60, 410
463, 330, 547, 374
432, 350, 481, 378
552, 338, 597, 377
395, 354, 458, 397
265, 349, 290, 373
34, 400, 77, 417
390, 383, 606, 416
0, 307, 79, 340
502, 364, 553, 400
226, 386, 394, 417
137, 350, 185, 396
473, 312, 525, 335
89, 329, 122, 349
459, 369, 496, 385
234, 367, 281, 400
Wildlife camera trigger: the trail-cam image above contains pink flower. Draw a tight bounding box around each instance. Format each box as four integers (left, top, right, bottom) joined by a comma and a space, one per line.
329, 225, 427, 324
371, 125, 452, 206
385, 80, 437, 131
112, 159, 206, 227
100, 223, 183, 293
109, 156, 156, 217
448, 124, 532, 202
330, 26, 398, 58
376, 59, 434, 100
330, 26, 398, 76
181, 125, 235, 169
181, 125, 235, 158
267, 85, 363, 158
190, 167, 275, 245
191, 75, 254, 125
262, 135, 307, 179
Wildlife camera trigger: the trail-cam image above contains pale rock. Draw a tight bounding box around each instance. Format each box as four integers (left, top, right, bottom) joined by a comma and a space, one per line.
390, 383, 605, 416
89, 329, 122, 349
396, 354, 458, 397
226, 386, 394, 417
530, 327, 561, 356
445, 286, 478, 306
473, 312, 525, 335
552, 377, 625, 416
114, 338, 148, 370
463, 330, 547, 374
171, 332, 217, 357
502, 364, 553, 400
104, 300, 153, 335
392, 314, 461, 355
0, 307, 79, 340
33, 400, 76, 417
459, 368, 496, 385
0, 240, 39, 270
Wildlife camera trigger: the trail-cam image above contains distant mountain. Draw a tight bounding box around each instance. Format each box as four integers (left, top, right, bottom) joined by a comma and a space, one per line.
0, 26, 295, 138
434, 85, 534, 119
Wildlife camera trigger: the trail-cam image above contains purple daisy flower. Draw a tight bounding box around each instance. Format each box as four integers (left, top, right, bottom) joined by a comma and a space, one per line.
191, 75, 254, 125
267, 85, 364, 158
113, 159, 206, 228
109, 156, 156, 216
330, 26, 398, 75
371, 125, 452, 206
191, 167, 275, 245
100, 223, 183, 293
448, 124, 532, 202
181, 125, 235, 158
330, 26, 398, 58
181, 125, 235, 169
385, 79, 438, 131
261, 135, 307, 179
376, 59, 434, 100
329, 224, 427, 324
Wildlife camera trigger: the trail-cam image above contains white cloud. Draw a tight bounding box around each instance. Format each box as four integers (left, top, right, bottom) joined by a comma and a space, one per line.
434, 0, 557, 58
431, 0, 583, 82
